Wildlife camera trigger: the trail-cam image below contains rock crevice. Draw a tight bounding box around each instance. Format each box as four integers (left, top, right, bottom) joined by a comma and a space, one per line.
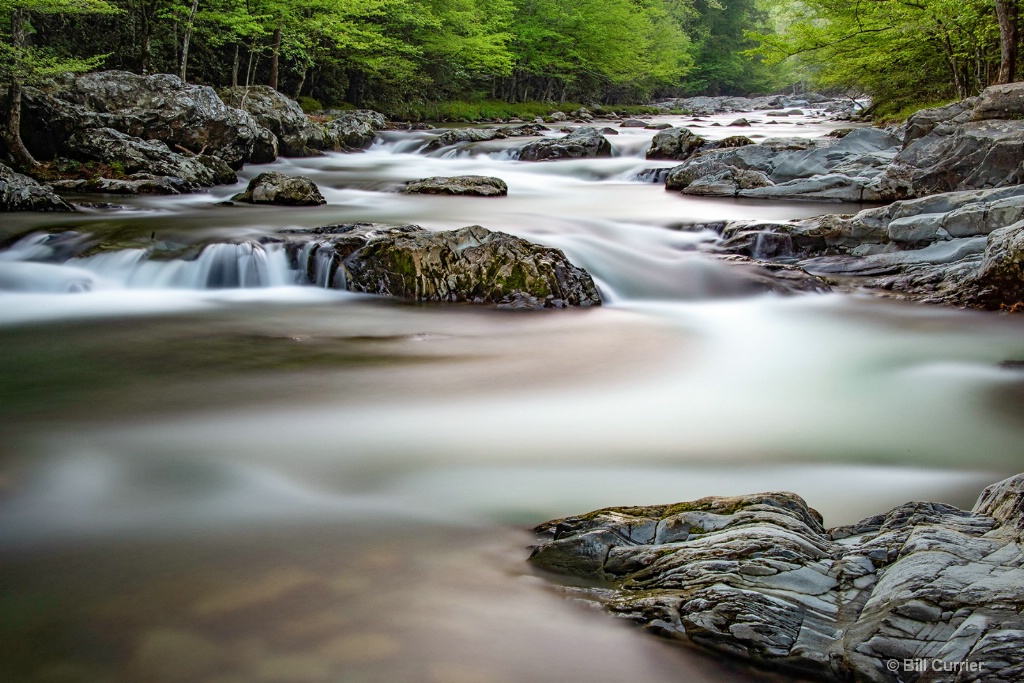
530, 474, 1024, 682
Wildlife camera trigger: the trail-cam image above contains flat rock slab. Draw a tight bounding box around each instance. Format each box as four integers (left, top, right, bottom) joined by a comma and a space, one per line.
402, 176, 507, 197
530, 474, 1024, 682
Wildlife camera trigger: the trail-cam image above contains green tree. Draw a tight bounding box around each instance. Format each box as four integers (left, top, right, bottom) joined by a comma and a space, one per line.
1, 0, 115, 169
752, 0, 1001, 112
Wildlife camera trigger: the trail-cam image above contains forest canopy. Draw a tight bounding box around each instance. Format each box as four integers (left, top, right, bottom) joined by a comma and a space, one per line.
6, 0, 783, 110
3, 0, 1024, 117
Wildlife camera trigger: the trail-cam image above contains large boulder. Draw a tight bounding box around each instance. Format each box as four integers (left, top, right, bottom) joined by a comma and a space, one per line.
971, 82, 1024, 120
402, 176, 507, 196
879, 120, 1024, 199
904, 98, 977, 145
219, 86, 326, 157
288, 224, 601, 308
63, 127, 236, 191
0, 163, 75, 211
665, 130, 899, 201
321, 109, 387, 150
645, 127, 704, 160
232, 172, 325, 206
21, 71, 278, 169
768, 127, 900, 183
955, 220, 1024, 309
530, 473, 1024, 683
518, 127, 612, 161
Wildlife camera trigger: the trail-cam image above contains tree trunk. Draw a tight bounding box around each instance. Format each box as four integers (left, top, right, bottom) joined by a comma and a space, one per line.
293, 66, 307, 98
232, 44, 240, 87
178, 0, 200, 83
269, 23, 282, 90
996, 0, 1019, 84
4, 10, 38, 170
140, 0, 152, 74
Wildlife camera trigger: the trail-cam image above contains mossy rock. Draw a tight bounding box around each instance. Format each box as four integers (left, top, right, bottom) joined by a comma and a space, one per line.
332, 224, 600, 308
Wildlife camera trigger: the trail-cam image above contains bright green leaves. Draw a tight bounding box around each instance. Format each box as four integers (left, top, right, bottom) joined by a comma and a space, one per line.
751, 0, 1001, 114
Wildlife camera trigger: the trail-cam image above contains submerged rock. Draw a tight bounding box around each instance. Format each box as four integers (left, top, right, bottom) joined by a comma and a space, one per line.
287, 223, 600, 308
233, 172, 325, 206
402, 176, 507, 196
530, 473, 1024, 682
518, 127, 612, 161
0, 163, 76, 211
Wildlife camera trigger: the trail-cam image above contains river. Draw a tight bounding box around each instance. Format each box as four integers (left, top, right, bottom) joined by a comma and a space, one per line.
1, 111, 1023, 683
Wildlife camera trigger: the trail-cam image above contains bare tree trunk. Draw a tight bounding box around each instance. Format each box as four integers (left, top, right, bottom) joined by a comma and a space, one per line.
139, 0, 153, 74
269, 23, 282, 90
4, 10, 38, 169
178, 0, 200, 83
996, 0, 1019, 84
232, 44, 239, 87
293, 65, 307, 98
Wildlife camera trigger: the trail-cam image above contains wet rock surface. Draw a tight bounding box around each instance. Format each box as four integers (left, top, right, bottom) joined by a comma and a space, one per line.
287, 223, 601, 308
530, 473, 1024, 682
518, 127, 612, 161
62, 127, 237, 191
419, 124, 547, 153
320, 109, 387, 151
714, 185, 1024, 309
402, 176, 508, 196
220, 85, 327, 157
233, 172, 326, 206
0, 163, 76, 211
22, 71, 278, 169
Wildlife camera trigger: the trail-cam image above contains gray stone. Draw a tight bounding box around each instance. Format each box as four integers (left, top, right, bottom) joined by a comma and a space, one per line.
402, 175, 507, 196
880, 120, 1024, 199
530, 473, 1024, 682
22, 71, 278, 169
0, 163, 76, 211
220, 85, 326, 156
286, 223, 601, 308
233, 172, 325, 206
646, 127, 704, 161
518, 127, 612, 161
321, 109, 386, 151
63, 127, 236, 190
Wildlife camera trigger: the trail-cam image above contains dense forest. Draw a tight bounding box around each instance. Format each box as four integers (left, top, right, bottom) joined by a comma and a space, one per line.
1, 0, 1024, 121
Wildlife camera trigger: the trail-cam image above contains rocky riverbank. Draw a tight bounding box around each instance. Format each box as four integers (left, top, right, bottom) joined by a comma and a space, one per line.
1, 71, 389, 199
642, 83, 1024, 311
530, 473, 1024, 683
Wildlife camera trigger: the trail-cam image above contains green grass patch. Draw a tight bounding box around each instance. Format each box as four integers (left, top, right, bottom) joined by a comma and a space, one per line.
874, 98, 959, 124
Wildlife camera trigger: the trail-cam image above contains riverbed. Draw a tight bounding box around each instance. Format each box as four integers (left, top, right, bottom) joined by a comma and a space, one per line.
2, 110, 1023, 683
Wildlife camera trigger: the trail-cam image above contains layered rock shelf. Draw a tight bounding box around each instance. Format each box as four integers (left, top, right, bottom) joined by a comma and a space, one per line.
530, 473, 1024, 682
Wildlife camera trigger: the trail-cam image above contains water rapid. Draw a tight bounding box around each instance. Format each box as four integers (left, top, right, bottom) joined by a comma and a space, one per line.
1, 109, 1023, 683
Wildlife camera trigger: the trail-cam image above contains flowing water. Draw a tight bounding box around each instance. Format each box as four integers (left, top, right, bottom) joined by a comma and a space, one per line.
2, 111, 1024, 683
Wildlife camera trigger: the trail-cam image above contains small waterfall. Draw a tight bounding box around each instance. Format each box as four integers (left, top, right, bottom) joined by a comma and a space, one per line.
292, 240, 342, 288
73, 242, 301, 290
0, 233, 314, 293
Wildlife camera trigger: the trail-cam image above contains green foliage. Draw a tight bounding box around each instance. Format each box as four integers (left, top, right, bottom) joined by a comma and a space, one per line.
0, 0, 115, 84
751, 0, 1002, 111
296, 95, 322, 112
16, 0, 803, 113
